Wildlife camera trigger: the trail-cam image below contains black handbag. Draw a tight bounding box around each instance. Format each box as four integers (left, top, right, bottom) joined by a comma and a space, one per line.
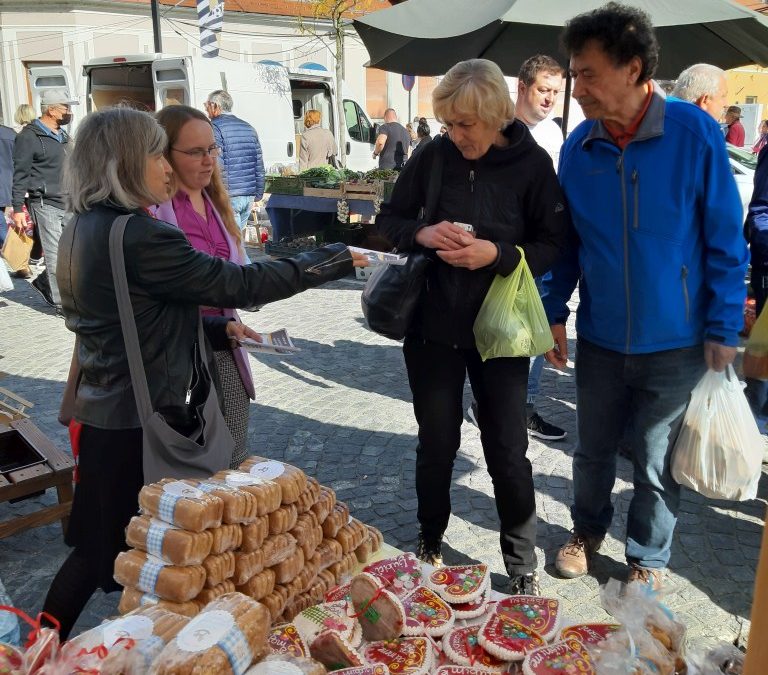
361, 142, 444, 340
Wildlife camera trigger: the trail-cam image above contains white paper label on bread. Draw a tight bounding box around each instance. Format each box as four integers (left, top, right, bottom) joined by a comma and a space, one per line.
249, 460, 285, 479
225, 471, 265, 487
102, 615, 154, 648
163, 481, 204, 499
177, 610, 236, 652
248, 663, 303, 675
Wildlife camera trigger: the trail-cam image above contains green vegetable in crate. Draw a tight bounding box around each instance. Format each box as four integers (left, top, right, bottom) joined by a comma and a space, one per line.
363, 168, 398, 181
298, 165, 345, 182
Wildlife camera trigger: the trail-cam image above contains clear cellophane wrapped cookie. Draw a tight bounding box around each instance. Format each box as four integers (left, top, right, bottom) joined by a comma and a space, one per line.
262, 532, 298, 567
322, 502, 349, 539
273, 547, 306, 585
191, 476, 260, 525
310, 486, 336, 525
292, 512, 323, 560
329, 552, 358, 584
262, 585, 292, 622
236, 568, 276, 602
238, 456, 307, 505
335, 519, 368, 555
138, 479, 223, 532
119, 587, 200, 618
269, 503, 299, 535
125, 515, 214, 566
195, 580, 236, 606
232, 549, 265, 586
150, 592, 270, 674
213, 470, 283, 517
241, 515, 269, 552
114, 550, 206, 603
294, 480, 320, 514
202, 551, 236, 588
209, 523, 243, 555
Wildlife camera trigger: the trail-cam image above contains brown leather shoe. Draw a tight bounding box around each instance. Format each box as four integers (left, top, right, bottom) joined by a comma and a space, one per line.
627, 564, 664, 592
555, 530, 604, 578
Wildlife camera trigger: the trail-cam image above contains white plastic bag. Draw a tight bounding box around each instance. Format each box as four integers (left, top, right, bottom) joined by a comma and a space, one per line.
0, 260, 13, 293
671, 365, 763, 500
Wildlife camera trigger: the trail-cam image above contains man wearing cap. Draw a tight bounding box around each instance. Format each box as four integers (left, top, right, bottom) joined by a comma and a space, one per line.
725, 105, 745, 147
12, 89, 77, 310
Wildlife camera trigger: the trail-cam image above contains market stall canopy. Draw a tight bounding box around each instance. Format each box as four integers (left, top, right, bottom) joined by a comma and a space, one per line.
353, 0, 768, 78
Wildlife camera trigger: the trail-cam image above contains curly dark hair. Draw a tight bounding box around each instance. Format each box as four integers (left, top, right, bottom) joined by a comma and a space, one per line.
518, 55, 564, 87
560, 2, 659, 83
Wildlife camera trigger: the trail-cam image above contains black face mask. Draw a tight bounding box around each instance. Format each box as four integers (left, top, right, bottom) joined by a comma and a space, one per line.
59, 113, 72, 126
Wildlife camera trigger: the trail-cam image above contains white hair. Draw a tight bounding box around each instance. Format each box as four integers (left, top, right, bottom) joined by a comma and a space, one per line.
672, 64, 725, 103
207, 90, 233, 112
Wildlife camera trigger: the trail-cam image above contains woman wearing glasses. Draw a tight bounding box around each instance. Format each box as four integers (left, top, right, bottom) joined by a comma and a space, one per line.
154, 105, 257, 467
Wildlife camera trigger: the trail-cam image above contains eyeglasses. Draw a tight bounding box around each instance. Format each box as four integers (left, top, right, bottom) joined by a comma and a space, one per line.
171, 144, 221, 160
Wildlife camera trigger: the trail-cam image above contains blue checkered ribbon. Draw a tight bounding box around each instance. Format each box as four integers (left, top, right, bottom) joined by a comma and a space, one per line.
139, 593, 159, 606
216, 623, 252, 675
157, 491, 181, 524
135, 635, 165, 666
197, 481, 219, 494
146, 519, 174, 558
137, 557, 165, 594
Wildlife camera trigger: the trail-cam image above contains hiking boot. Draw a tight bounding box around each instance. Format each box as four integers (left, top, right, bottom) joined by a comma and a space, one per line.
555, 530, 603, 578
527, 412, 567, 441
416, 530, 443, 568
507, 571, 541, 596
627, 564, 664, 592
466, 400, 479, 427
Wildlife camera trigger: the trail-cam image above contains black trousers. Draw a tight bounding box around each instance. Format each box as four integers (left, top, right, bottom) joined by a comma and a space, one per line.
403, 336, 537, 575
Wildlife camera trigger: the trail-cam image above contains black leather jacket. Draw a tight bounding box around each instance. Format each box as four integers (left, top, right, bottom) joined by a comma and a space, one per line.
57, 202, 353, 429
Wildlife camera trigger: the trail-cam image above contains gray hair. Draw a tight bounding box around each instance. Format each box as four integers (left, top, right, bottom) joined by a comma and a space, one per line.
65, 107, 167, 214
207, 90, 233, 112
672, 64, 725, 103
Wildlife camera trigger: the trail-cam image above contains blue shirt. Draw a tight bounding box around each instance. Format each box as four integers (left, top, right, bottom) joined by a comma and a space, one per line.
33, 118, 65, 143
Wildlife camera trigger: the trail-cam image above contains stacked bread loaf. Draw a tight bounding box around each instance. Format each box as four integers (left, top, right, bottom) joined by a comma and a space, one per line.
115, 458, 383, 624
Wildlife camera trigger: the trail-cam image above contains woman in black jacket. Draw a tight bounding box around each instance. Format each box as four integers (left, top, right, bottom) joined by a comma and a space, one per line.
44, 107, 365, 638
377, 59, 569, 595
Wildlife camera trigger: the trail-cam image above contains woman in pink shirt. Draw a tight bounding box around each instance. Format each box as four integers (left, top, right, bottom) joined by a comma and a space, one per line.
155, 105, 254, 468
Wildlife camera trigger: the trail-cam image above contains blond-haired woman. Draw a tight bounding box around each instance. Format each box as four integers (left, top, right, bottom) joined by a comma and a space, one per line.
13, 103, 35, 131
377, 59, 569, 595
299, 109, 337, 170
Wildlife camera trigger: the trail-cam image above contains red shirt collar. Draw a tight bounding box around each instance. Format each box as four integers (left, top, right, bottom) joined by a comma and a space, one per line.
604, 82, 654, 150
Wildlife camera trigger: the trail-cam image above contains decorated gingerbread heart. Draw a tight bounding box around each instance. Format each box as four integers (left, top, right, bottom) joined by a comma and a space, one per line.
441, 626, 508, 673
522, 638, 595, 675
478, 614, 546, 661
268, 623, 308, 657
402, 586, 455, 637
364, 553, 423, 597
495, 596, 562, 641
350, 572, 405, 641
294, 601, 357, 644
450, 586, 491, 620
427, 564, 489, 603
363, 637, 434, 675
434, 667, 501, 675
334, 667, 392, 675
326, 581, 352, 603
556, 623, 621, 646
309, 629, 365, 671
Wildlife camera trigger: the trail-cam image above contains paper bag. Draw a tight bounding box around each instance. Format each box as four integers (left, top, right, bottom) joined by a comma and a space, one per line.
0, 228, 32, 272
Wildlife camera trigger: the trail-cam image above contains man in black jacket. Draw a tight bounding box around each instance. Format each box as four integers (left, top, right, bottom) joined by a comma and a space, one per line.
0, 124, 15, 249
12, 89, 78, 309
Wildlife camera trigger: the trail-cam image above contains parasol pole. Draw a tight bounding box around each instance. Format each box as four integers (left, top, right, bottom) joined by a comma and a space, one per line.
561, 69, 571, 141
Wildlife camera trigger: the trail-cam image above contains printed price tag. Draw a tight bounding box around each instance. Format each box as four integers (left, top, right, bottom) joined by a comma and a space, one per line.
162, 481, 204, 500
177, 610, 235, 652
248, 460, 285, 480
103, 615, 154, 648
224, 471, 264, 487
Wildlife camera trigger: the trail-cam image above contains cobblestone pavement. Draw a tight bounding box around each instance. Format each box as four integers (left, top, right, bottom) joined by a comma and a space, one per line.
0, 257, 765, 651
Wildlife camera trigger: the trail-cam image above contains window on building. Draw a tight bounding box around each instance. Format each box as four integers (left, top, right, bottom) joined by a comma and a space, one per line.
366, 68, 387, 120
417, 76, 438, 118
746, 96, 758, 104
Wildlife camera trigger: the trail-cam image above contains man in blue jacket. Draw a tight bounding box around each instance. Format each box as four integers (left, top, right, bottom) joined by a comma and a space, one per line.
543, 3, 748, 590
205, 90, 264, 231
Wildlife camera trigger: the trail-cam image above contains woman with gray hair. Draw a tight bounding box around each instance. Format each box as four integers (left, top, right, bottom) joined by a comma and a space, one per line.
377, 58, 569, 595
42, 106, 365, 638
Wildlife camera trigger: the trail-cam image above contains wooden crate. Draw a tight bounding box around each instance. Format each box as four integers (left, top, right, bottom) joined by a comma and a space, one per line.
303, 186, 344, 199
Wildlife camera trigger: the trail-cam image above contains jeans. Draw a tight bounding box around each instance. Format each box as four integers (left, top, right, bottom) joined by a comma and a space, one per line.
573, 338, 705, 569
28, 201, 67, 306
745, 276, 768, 416
403, 336, 537, 574
230, 195, 254, 230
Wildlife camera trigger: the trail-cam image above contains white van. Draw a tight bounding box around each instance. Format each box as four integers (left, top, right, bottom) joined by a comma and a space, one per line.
54, 54, 376, 172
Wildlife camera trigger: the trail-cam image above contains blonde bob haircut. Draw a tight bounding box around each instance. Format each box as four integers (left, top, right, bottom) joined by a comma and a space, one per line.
304, 109, 321, 128
432, 59, 515, 129
65, 107, 166, 214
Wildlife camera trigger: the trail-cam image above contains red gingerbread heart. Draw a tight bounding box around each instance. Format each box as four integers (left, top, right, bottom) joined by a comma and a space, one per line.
402, 586, 455, 637
434, 667, 500, 675
427, 564, 489, 603
334, 667, 392, 675
522, 638, 595, 675
556, 623, 621, 646
450, 586, 491, 620
326, 581, 352, 603
441, 626, 508, 673
495, 596, 562, 641
267, 623, 307, 657
309, 629, 364, 671
350, 572, 406, 642
363, 637, 434, 675
364, 553, 423, 597
478, 614, 546, 661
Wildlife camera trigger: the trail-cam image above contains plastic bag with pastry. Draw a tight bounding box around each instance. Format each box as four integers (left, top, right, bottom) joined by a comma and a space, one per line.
114, 550, 206, 603
126, 515, 214, 566
138, 479, 224, 531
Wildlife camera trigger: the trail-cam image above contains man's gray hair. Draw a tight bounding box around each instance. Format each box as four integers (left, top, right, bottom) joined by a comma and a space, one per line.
672, 64, 725, 103
65, 107, 167, 214
208, 90, 233, 112
40, 102, 56, 116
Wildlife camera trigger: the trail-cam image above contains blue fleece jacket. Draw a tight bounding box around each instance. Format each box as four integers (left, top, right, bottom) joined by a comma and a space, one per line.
542, 84, 748, 352
211, 113, 264, 199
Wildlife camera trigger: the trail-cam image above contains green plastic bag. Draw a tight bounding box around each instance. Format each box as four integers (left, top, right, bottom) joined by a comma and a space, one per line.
473, 247, 554, 361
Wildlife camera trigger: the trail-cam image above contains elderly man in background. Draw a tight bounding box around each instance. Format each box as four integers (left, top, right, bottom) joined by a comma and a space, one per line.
671, 63, 728, 121
724, 105, 746, 147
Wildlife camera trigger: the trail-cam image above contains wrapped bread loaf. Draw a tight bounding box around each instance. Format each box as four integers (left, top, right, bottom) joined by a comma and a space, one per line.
294, 484, 317, 515
125, 515, 213, 566
367, 525, 384, 553
291, 513, 322, 560
305, 476, 321, 503
322, 502, 349, 539
139, 479, 223, 532
262, 533, 298, 567
239, 456, 307, 505
329, 552, 357, 584
241, 515, 269, 553
315, 539, 343, 572
280, 593, 317, 623
354, 536, 373, 564
289, 552, 320, 595
236, 568, 276, 602
269, 503, 299, 535
119, 587, 200, 618
202, 551, 236, 588
232, 549, 265, 586
213, 470, 282, 517
193, 477, 259, 525
262, 587, 290, 622
311, 486, 336, 525
246, 653, 326, 675
273, 547, 306, 585
335, 519, 367, 555
209, 523, 243, 555
114, 550, 205, 603
195, 580, 236, 606
316, 569, 336, 595
305, 579, 327, 606
150, 592, 270, 674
